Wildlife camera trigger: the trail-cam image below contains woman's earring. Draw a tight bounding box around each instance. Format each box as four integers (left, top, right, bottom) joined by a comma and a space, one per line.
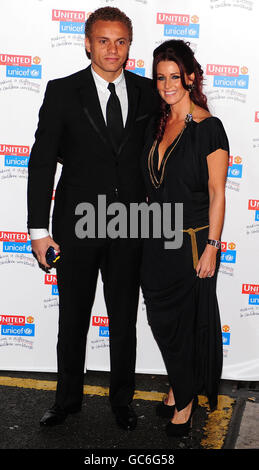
187, 83, 195, 92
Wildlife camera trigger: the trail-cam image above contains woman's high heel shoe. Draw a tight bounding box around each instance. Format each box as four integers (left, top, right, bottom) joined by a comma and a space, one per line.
156, 399, 175, 418
165, 395, 198, 437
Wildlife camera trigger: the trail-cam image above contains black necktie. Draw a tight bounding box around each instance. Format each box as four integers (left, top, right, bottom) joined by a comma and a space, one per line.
106, 82, 124, 152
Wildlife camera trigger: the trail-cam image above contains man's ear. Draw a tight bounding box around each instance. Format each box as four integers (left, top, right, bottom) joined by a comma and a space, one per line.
85, 36, 91, 54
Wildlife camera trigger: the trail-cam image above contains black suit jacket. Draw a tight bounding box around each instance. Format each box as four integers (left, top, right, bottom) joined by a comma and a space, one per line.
27, 65, 158, 245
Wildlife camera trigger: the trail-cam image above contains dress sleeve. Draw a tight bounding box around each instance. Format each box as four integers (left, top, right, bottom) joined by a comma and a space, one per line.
197, 117, 229, 158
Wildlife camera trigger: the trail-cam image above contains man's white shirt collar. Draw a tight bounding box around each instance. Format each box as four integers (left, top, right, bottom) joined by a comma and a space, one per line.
90, 66, 128, 126
91, 66, 125, 91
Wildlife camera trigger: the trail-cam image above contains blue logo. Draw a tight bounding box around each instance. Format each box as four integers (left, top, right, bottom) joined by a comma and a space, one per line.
249, 294, 259, 305
213, 75, 249, 89
164, 24, 199, 38
99, 326, 109, 337
221, 250, 236, 264
228, 164, 242, 178
255, 211, 259, 221
6, 65, 42, 79
5, 155, 29, 167
222, 332, 230, 345
3, 241, 32, 253
60, 21, 85, 34
52, 285, 59, 296
1, 323, 35, 336
132, 68, 145, 77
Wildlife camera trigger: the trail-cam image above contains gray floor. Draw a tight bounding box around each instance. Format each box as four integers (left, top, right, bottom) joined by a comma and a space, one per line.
0, 371, 258, 458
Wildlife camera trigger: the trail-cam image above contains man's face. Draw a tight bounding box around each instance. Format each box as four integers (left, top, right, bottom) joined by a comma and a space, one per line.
85, 20, 131, 80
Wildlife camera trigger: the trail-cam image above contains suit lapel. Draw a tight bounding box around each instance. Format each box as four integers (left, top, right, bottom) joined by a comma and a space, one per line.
117, 70, 140, 157
77, 66, 114, 154
77, 67, 141, 158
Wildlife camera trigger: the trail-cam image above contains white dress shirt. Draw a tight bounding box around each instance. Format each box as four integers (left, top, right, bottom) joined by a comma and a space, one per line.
29, 67, 128, 241
91, 66, 128, 126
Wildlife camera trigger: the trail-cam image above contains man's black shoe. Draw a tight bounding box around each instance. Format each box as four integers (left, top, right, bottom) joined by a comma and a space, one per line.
112, 405, 137, 431
40, 403, 82, 426
39, 405, 68, 426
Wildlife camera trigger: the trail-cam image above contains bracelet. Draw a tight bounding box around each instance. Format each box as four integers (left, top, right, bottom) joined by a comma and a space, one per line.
207, 239, 221, 249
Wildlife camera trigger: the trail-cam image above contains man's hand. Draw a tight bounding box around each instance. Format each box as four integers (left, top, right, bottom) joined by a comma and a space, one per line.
31, 235, 60, 269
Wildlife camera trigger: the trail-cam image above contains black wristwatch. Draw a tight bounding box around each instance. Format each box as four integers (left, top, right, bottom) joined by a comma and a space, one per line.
207, 239, 221, 249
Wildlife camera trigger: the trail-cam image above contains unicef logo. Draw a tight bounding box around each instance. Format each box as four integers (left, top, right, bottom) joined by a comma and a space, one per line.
232, 169, 240, 176
237, 79, 246, 88
225, 254, 234, 262
31, 69, 40, 77
189, 28, 197, 36
24, 327, 33, 335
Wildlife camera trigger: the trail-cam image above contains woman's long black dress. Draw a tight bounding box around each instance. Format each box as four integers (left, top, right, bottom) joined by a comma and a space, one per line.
141, 116, 229, 411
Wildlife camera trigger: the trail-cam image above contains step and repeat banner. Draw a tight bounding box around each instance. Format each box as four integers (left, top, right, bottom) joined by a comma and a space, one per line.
0, 0, 258, 381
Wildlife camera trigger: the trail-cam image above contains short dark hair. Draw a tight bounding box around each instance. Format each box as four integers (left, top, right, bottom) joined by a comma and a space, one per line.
85, 6, 133, 42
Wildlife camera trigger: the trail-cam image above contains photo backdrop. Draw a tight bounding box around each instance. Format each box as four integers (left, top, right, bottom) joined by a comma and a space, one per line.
0, 0, 259, 381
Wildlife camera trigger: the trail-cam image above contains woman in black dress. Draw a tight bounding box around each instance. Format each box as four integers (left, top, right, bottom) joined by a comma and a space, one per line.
141, 40, 229, 437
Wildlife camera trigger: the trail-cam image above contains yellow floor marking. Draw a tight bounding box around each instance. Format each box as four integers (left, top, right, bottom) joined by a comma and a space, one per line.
198, 394, 235, 449
0, 376, 165, 399
0, 376, 57, 391
0, 376, 234, 449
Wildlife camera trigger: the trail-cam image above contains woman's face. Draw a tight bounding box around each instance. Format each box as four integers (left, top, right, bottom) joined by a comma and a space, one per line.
156, 60, 193, 106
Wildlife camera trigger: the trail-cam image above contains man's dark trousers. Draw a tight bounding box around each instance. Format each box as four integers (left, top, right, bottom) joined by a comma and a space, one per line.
55, 238, 141, 411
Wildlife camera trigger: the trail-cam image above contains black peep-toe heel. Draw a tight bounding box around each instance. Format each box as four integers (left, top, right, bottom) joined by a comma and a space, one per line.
165, 395, 198, 437
156, 399, 175, 418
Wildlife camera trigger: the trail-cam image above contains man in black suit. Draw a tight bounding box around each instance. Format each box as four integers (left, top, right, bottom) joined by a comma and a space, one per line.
27, 7, 157, 430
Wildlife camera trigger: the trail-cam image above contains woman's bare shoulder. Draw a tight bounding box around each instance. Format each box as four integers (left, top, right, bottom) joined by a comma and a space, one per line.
192, 105, 211, 123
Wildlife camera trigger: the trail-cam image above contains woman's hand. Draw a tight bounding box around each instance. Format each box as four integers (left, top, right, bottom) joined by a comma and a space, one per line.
196, 244, 218, 278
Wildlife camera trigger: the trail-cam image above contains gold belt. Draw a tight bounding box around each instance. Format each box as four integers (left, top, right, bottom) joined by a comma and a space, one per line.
182, 225, 209, 269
